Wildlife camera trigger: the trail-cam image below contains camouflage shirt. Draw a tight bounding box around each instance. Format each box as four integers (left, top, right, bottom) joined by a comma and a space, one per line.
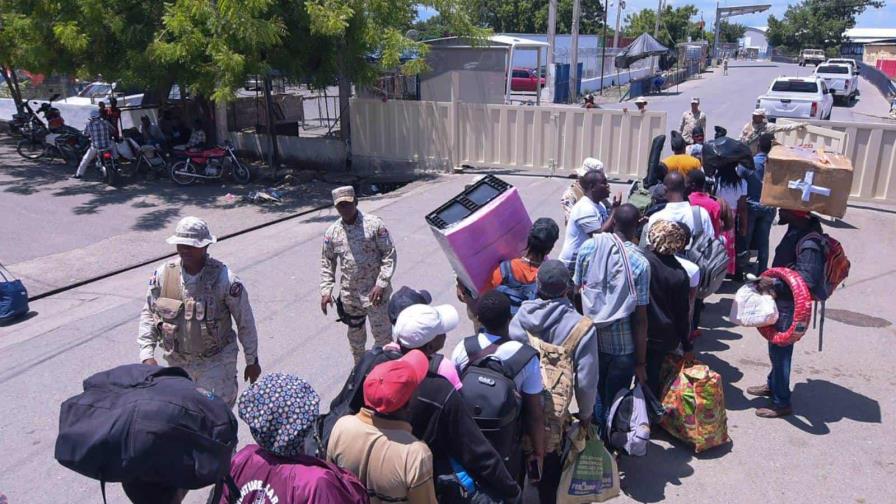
320, 211, 396, 298
739, 119, 803, 151
679, 111, 707, 143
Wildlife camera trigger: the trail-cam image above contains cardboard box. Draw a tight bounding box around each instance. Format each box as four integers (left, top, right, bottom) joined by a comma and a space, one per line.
429, 187, 531, 297
760, 145, 854, 218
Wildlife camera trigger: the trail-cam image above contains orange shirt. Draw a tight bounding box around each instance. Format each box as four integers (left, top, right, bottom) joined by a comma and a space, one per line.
483, 258, 540, 293
662, 154, 702, 176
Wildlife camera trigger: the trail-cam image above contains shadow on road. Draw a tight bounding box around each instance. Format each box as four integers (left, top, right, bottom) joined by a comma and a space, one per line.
618, 430, 698, 503
0, 138, 336, 232
786, 378, 882, 435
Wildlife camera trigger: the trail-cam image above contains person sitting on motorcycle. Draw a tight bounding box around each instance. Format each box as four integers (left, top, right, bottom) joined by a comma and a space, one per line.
173, 119, 206, 151
72, 110, 115, 180
140, 116, 166, 148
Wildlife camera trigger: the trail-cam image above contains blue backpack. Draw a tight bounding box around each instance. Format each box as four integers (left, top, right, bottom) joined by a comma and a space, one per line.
0, 264, 29, 323
494, 260, 537, 315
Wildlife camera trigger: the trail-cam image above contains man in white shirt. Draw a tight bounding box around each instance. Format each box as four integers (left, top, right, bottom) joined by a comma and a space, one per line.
559, 170, 620, 273
644, 171, 716, 247
451, 290, 544, 482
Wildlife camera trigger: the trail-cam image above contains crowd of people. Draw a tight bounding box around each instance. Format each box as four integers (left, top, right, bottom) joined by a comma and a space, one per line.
58, 100, 837, 503
70, 100, 208, 180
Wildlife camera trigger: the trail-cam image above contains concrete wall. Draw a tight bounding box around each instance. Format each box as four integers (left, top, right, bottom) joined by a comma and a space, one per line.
350, 98, 666, 180
863, 43, 896, 68
227, 132, 346, 170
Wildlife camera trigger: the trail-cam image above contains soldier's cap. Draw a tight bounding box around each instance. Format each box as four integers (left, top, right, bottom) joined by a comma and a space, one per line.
691, 97, 700, 104
634, 97, 648, 105
238, 373, 320, 458
332, 186, 356, 206
577, 157, 604, 177
166, 216, 216, 248
364, 350, 428, 414
753, 108, 767, 117
393, 303, 459, 349
388, 286, 433, 325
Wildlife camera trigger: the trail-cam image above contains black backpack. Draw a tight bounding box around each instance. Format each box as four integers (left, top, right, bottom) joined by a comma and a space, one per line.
54, 364, 238, 500
313, 347, 447, 458
458, 336, 537, 478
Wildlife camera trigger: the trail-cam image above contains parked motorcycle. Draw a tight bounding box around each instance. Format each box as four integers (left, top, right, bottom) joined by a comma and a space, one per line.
14, 94, 83, 162
169, 141, 252, 185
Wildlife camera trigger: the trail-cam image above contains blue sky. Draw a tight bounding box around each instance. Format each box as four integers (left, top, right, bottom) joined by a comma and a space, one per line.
417, 0, 896, 30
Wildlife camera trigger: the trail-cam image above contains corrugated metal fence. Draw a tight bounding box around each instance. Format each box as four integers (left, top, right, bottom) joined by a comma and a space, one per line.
779, 119, 896, 203
351, 98, 666, 180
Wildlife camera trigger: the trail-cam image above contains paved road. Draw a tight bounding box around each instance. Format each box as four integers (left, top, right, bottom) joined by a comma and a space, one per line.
1, 174, 893, 503
599, 60, 894, 143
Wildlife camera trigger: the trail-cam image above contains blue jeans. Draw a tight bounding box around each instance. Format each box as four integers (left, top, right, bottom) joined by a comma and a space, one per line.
767, 342, 794, 408
747, 204, 776, 274
594, 352, 636, 425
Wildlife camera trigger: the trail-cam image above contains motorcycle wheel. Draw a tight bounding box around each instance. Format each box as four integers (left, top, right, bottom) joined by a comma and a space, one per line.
102, 158, 122, 187
16, 139, 45, 160
231, 161, 252, 184
170, 160, 197, 185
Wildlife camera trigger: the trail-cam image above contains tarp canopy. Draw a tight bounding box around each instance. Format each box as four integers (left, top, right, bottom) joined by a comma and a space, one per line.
614, 33, 670, 69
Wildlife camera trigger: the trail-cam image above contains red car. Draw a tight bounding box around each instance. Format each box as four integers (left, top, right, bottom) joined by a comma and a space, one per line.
510, 67, 545, 92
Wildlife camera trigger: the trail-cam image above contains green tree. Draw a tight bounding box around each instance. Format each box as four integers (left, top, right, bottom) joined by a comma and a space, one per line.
718, 21, 746, 44
623, 4, 700, 47
767, 0, 884, 55
1, 0, 486, 104
472, 0, 607, 34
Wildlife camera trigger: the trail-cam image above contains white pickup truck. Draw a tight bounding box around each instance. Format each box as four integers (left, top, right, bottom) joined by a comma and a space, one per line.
756, 76, 834, 121
814, 63, 858, 103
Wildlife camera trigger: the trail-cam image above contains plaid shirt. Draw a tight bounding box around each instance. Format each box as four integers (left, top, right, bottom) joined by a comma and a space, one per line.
575, 239, 650, 355
83, 118, 113, 150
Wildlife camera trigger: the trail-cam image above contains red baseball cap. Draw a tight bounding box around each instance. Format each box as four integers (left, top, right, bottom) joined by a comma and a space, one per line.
363, 350, 429, 414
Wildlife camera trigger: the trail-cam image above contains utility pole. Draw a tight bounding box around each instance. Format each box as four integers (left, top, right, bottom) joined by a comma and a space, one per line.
613, 0, 625, 49
547, 0, 558, 102
569, 0, 581, 103
713, 2, 721, 62
600, 2, 609, 94
654, 0, 663, 38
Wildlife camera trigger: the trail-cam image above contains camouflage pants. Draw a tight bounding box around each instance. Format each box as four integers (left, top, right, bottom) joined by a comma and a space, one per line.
165, 343, 239, 408
342, 293, 392, 364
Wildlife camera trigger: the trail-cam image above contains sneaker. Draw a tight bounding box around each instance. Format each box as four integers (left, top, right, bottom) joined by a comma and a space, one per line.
746, 384, 772, 397
755, 405, 793, 418
70, 174, 82, 179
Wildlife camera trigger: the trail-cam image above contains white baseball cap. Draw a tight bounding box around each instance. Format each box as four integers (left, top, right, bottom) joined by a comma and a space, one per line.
393, 304, 459, 349
576, 157, 604, 177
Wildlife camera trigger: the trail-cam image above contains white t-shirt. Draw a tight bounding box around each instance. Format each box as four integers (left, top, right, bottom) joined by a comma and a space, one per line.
559, 197, 608, 265
646, 201, 717, 246
716, 180, 748, 209
451, 332, 544, 395
675, 256, 701, 288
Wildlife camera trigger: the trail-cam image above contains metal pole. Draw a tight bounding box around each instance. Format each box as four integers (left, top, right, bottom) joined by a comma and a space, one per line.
569, 0, 582, 103
600, 2, 609, 95
653, 0, 663, 72
613, 1, 623, 49
712, 2, 721, 62
547, 0, 558, 102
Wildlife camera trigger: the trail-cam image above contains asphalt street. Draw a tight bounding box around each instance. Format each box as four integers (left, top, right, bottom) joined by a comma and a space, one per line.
598, 60, 894, 142
1, 59, 895, 503
1, 173, 894, 503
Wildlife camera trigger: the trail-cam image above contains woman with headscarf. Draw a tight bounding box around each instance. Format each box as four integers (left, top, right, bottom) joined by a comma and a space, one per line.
641, 220, 696, 396
220, 373, 368, 503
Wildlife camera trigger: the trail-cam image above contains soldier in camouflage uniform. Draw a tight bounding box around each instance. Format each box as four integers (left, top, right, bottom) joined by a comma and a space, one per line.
679, 98, 707, 144
561, 157, 603, 224
138, 216, 260, 408
321, 186, 397, 363
740, 108, 806, 153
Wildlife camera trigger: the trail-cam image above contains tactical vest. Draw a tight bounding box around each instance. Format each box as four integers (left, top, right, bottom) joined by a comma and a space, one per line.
153, 260, 232, 358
